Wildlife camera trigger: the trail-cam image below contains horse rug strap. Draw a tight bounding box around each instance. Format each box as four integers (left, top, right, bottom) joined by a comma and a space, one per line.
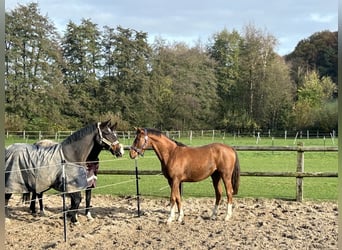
87, 162, 99, 188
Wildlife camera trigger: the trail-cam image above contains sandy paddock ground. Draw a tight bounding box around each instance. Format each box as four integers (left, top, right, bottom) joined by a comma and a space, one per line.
5, 194, 338, 249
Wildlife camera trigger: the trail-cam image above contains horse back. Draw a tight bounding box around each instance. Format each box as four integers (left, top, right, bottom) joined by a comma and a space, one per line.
180, 143, 236, 161
5, 143, 62, 193
166, 143, 236, 181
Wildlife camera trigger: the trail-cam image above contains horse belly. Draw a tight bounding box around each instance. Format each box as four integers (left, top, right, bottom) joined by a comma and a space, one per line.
183, 160, 216, 182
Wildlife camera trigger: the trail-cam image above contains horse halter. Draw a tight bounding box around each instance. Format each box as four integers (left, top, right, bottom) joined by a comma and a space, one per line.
97, 122, 119, 149
131, 128, 148, 156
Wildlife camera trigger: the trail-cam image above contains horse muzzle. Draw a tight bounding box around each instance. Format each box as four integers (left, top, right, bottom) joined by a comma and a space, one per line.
110, 143, 124, 157
129, 146, 144, 159
129, 149, 137, 159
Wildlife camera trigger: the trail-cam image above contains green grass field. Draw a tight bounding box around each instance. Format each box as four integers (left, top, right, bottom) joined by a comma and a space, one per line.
5, 135, 338, 201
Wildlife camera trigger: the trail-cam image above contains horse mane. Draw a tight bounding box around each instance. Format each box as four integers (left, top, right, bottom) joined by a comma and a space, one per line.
145, 128, 163, 136
146, 128, 187, 147
173, 140, 187, 147
61, 123, 97, 146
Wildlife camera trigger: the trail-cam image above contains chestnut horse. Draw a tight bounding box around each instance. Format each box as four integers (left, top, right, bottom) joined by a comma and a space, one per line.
129, 128, 240, 224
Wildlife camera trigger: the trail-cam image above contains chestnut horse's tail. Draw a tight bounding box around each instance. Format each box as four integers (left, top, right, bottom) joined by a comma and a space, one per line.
232, 149, 240, 195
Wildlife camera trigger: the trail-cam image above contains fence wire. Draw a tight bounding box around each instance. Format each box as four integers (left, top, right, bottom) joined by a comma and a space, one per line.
4, 157, 170, 234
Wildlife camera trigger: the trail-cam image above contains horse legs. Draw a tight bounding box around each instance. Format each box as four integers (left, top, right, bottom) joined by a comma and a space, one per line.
222, 173, 234, 221
167, 179, 176, 224
5, 193, 12, 217
37, 193, 44, 215
22, 193, 30, 204
85, 188, 94, 220
210, 171, 223, 219
177, 182, 184, 222
29, 192, 37, 214
23, 192, 44, 215
68, 191, 82, 224
167, 179, 183, 224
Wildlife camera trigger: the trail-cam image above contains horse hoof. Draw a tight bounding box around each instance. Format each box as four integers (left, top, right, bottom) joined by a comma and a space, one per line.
224, 215, 232, 221
210, 215, 217, 220
179, 220, 185, 225
86, 212, 94, 221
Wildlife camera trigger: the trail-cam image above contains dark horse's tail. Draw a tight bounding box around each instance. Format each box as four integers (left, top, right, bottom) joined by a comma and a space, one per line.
232, 149, 240, 195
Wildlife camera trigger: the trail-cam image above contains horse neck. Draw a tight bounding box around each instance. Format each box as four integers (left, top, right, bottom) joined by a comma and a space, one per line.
149, 134, 177, 165
61, 133, 95, 164
87, 145, 102, 161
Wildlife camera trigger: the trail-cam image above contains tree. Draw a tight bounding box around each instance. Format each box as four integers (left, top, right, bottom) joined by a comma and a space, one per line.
262, 55, 294, 130
5, 3, 66, 130
298, 71, 335, 106
150, 40, 217, 130
292, 71, 336, 130
207, 29, 242, 129
285, 30, 337, 84
61, 19, 102, 123
148, 38, 179, 129
239, 24, 278, 127
100, 26, 152, 125
5, 2, 337, 133
208, 25, 293, 131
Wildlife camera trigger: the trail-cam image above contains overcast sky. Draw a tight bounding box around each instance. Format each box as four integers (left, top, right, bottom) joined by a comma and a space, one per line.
5, 0, 338, 55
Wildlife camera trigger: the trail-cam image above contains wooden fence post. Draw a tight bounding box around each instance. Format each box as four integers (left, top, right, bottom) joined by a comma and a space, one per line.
296, 142, 304, 202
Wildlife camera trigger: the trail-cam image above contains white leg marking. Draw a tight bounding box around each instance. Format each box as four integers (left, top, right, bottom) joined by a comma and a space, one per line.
73, 214, 80, 225
167, 204, 176, 224
178, 208, 184, 222
225, 204, 233, 221
86, 211, 94, 221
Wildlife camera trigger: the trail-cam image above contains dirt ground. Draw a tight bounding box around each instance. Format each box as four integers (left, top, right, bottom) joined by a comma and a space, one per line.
5, 194, 338, 249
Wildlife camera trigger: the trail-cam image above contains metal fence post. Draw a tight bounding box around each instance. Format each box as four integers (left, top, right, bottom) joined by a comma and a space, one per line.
296, 142, 304, 202
61, 160, 67, 242
135, 159, 141, 217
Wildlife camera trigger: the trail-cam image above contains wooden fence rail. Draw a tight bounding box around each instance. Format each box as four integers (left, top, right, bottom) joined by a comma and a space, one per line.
99, 144, 338, 202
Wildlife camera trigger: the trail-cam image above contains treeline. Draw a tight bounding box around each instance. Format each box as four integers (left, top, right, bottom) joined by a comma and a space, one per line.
5, 3, 338, 132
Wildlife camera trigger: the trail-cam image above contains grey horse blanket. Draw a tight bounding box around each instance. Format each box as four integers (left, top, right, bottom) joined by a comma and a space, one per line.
5, 143, 87, 194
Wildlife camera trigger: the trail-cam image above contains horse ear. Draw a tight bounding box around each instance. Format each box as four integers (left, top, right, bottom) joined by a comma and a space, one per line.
101, 119, 111, 128
111, 122, 118, 130
100, 119, 110, 129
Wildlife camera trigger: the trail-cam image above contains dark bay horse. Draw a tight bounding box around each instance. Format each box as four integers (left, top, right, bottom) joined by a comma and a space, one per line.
129, 128, 240, 223
82, 145, 124, 220
5, 120, 122, 223
23, 139, 124, 221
